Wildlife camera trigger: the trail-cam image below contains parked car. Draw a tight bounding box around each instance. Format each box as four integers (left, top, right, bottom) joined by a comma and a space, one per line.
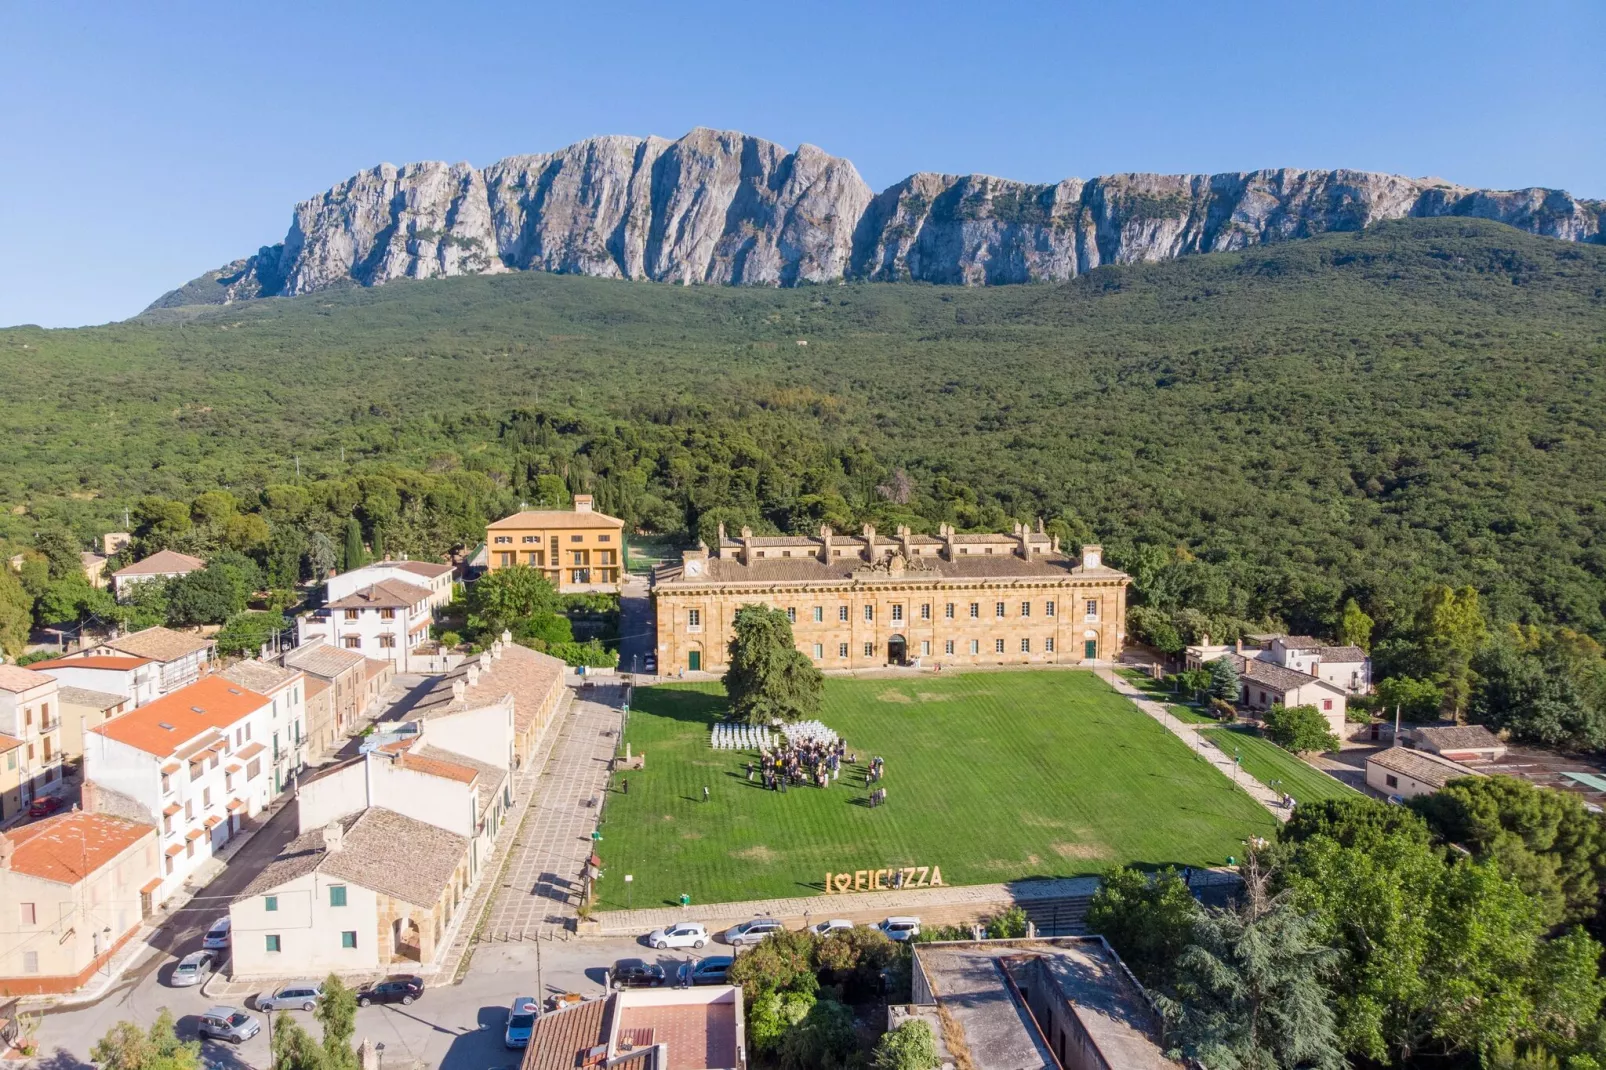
357, 975, 424, 1007
27, 795, 62, 819
610, 958, 666, 989
257, 982, 325, 1012
197, 1007, 259, 1044
646, 922, 708, 950
677, 955, 734, 986
723, 917, 784, 947
810, 919, 855, 937
504, 996, 539, 1048
202, 917, 231, 951
876, 916, 921, 942
170, 950, 214, 988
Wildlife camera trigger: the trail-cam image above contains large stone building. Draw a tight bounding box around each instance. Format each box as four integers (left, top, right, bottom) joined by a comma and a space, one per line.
652, 524, 1129, 675
485, 495, 625, 592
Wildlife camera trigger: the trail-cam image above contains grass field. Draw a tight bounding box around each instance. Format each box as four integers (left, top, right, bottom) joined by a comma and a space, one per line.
594, 672, 1277, 909
1200, 726, 1358, 803
1114, 668, 1216, 724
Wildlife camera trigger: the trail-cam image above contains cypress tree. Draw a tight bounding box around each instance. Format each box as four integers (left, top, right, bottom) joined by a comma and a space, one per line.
342, 518, 364, 572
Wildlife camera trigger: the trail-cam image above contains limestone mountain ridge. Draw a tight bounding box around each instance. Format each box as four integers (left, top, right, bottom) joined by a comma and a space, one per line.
150, 126, 1605, 310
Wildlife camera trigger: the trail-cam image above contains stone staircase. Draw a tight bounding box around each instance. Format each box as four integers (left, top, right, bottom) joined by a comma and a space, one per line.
1021, 895, 1094, 937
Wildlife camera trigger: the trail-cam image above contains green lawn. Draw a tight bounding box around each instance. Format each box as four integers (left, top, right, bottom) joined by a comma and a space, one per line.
1114, 667, 1216, 724
595, 672, 1277, 909
1200, 726, 1358, 804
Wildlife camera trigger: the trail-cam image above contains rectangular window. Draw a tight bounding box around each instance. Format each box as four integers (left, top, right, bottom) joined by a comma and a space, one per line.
570, 534, 583, 543
247, 757, 262, 779
920, 603, 931, 620
266, 935, 281, 953
571, 551, 584, 565
1021, 638, 1031, 653
1385, 774, 1399, 789
863, 642, 874, 657
343, 609, 359, 621
813, 644, 823, 659
598, 534, 610, 543
341, 931, 357, 949
891, 604, 903, 622
1045, 600, 1056, 617
921, 640, 931, 656
1045, 637, 1055, 653
812, 606, 823, 623
265, 895, 278, 912
379, 608, 396, 620
687, 608, 701, 629
863, 605, 874, 622
838, 643, 849, 658
202, 787, 211, 808
185, 801, 193, 820
19, 903, 36, 926
525, 551, 540, 565
165, 856, 174, 875
969, 640, 980, 655
838, 605, 849, 622
379, 635, 396, 649
1086, 599, 1099, 619
945, 640, 955, 655
521, 535, 537, 543
1021, 601, 1031, 617
944, 603, 955, 619
969, 602, 979, 619
329, 885, 347, 907
22, 951, 38, 974
493, 536, 511, 545
786, 607, 796, 623
342, 637, 360, 649
995, 638, 1006, 654
995, 601, 1006, 618
1323, 699, 1334, 711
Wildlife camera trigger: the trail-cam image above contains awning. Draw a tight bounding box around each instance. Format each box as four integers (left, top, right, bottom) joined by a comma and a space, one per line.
225, 763, 243, 774
164, 844, 184, 857
140, 877, 162, 894
226, 798, 245, 812
162, 803, 181, 817
161, 762, 181, 775
185, 828, 205, 841
204, 816, 222, 829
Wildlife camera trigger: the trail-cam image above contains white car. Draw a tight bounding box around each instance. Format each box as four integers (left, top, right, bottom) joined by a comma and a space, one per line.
202, 917, 231, 950
723, 917, 784, 946
810, 919, 855, 937
876, 916, 921, 942
646, 923, 708, 950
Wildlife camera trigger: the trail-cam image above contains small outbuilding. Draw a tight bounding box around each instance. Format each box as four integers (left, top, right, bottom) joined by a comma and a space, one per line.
1366, 746, 1482, 800
1411, 724, 1507, 762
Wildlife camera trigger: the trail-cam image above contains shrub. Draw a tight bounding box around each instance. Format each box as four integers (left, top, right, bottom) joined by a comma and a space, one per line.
872, 1018, 938, 1070
1209, 697, 1238, 722
748, 990, 815, 1056
1262, 704, 1341, 754
987, 905, 1029, 939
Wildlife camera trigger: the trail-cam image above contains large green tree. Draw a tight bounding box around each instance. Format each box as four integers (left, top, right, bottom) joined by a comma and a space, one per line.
1261, 704, 1340, 754
0, 565, 32, 657
1085, 865, 1200, 989
467, 565, 558, 633
91, 1009, 201, 1070
723, 604, 824, 725
167, 565, 245, 625
872, 1019, 938, 1070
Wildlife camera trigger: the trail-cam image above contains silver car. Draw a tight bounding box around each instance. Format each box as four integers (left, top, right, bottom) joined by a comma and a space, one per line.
170, 950, 214, 988
197, 1007, 259, 1044
723, 917, 784, 946
257, 981, 324, 1012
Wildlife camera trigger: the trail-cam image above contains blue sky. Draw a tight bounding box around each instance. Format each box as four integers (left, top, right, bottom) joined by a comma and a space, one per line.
2, 0, 1601, 328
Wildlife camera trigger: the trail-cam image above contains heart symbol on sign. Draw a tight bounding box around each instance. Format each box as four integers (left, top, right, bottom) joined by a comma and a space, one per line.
833, 873, 852, 894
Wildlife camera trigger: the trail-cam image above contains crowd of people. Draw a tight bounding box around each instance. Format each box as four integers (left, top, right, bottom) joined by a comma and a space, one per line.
747, 735, 856, 792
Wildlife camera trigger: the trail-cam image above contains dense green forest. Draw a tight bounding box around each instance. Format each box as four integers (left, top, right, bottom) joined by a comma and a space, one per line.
2, 217, 1604, 731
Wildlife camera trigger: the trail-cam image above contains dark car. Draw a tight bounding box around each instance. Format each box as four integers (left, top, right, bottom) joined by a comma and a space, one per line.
610, 958, 666, 989
356, 975, 424, 1007
28, 795, 62, 819
677, 955, 734, 986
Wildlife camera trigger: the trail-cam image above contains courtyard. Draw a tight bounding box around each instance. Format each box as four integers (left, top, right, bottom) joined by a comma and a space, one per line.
593, 671, 1277, 909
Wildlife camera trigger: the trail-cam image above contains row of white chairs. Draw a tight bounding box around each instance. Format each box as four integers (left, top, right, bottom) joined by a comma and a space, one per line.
779, 719, 839, 747
710, 724, 778, 751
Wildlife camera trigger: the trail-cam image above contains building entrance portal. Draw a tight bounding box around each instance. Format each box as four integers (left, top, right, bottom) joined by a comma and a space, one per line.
887, 635, 907, 666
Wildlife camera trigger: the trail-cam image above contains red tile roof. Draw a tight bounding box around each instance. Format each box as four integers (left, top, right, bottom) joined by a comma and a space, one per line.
0, 733, 23, 753
90, 676, 270, 758
489, 509, 624, 530
4, 813, 155, 885
0, 664, 52, 694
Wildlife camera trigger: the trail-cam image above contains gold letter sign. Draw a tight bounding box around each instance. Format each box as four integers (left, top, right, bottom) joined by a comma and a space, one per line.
823, 865, 943, 893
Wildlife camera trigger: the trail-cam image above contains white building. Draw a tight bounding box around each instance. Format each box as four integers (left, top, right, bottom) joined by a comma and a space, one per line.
0, 665, 65, 819
327, 560, 455, 611
28, 653, 161, 708
1366, 746, 1483, 800
83, 675, 278, 903
1234, 656, 1350, 741
230, 711, 509, 979
220, 661, 308, 795
111, 550, 205, 600
297, 577, 440, 672
65, 626, 217, 697
1263, 636, 1372, 694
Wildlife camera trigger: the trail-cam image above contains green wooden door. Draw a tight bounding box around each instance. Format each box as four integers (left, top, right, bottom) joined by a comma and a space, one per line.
688, 650, 701, 672
1084, 639, 1098, 660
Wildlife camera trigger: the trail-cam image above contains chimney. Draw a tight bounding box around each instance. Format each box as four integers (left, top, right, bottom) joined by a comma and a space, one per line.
1081, 545, 1102, 570
897, 525, 913, 560
716, 522, 728, 558
452, 678, 466, 702
940, 523, 955, 560
1050, 535, 1060, 554
323, 821, 344, 853
79, 780, 99, 814
466, 663, 480, 689
861, 524, 877, 562
818, 525, 833, 564
1015, 523, 1031, 560
0, 835, 13, 870
739, 527, 753, 567
1234, 638, 1244, 654
573, 494, 594, 513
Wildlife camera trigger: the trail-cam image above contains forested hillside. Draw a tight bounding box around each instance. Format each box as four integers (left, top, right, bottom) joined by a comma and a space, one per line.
3, 218, 1604, 656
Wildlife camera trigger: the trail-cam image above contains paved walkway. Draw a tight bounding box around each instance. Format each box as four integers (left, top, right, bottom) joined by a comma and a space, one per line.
479, 685, 627, 941
589, 870, 1242, 937
1108, 674, 1291, 822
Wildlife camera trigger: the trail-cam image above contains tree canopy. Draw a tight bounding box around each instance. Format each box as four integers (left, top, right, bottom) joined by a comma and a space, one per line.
723, 604, 824, 724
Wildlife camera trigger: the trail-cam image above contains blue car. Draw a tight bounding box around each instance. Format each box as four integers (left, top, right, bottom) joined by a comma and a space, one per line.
504, 996, 538, 1048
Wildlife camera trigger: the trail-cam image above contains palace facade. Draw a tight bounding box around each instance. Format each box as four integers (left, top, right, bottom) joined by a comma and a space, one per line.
652, 523, 1130, 675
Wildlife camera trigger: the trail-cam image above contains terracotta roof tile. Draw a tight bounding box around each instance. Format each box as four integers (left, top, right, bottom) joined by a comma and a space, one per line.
1414, 724, 1504, 750
56, 685, 128, 711
112, 549, 205, 577
1368, 746, 1484, 788
30, 655, 152, 671
489, 509, 624, 530
521, 997, 612, 1070
283, 643, 368, 679
103, 626, 215, 663
4, 813, 155, 885
0, 663, 51, 693
397, 753, 479, 785
326, 579, 434, 610
90, 677, 269, 757
0, 733, 24, 753
237, 808, 467, 908
221, 661, 302, 694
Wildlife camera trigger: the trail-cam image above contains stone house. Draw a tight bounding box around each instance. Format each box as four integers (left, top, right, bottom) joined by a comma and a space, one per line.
1366, 746, 1483, 800
279, 642, 371, 757
485, 495, 625, 593
409, 637, 566, 769
111, 550, 205, 600
1233, 656, 1349, 740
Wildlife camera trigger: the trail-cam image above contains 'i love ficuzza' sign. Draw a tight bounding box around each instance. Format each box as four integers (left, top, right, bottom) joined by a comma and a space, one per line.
824, 866, 944, 894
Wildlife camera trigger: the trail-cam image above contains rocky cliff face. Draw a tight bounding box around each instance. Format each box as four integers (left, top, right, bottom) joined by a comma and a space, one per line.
151, 128, 1604, 309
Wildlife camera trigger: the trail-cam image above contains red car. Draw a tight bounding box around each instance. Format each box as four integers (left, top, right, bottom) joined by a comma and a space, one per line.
27, 796, 62, 819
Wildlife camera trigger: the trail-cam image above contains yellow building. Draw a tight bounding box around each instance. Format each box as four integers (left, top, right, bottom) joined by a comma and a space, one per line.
652, 523, 1130, 674
485, 495, 625, 592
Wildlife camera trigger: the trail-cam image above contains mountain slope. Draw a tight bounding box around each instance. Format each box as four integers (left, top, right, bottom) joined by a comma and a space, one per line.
149, 128, 1604, 310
